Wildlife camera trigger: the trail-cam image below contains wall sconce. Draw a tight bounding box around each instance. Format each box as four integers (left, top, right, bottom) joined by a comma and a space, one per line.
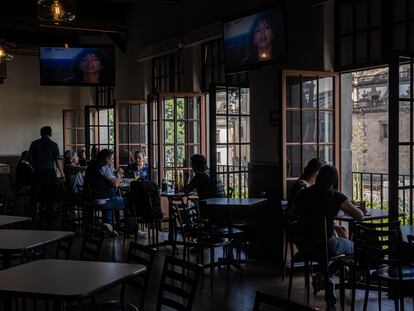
0, 43, 13, 63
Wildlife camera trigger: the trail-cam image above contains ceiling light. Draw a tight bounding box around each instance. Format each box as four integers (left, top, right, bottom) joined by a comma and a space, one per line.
0, 44, 13, 63
37, 0, 76, 25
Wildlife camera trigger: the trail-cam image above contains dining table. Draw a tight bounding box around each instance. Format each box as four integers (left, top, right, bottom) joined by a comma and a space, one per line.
0, 259, 146, 311
0, 215, 31, 228
0, 229, 74, 268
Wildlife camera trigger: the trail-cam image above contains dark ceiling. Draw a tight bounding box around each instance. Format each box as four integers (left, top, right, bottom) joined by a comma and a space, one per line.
0, 0, 183, 54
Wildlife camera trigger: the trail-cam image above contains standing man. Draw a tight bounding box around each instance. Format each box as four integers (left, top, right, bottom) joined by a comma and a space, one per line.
29, 126, 65, 227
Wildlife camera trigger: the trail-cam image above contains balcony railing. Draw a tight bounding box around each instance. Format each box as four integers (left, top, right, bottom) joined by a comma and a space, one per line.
352, 171, 413, 223
217, 164, 248, 198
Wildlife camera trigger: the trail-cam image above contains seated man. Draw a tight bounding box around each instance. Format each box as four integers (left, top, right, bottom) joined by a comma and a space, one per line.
84, 149, 124, 236
64, 150, 85, 194
125, 150, 150, 181
15, 150, 34, 195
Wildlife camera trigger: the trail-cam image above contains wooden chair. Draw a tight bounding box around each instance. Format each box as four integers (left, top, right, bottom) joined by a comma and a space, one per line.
254, 290, 320, 311
170, 200, 232, 293
73, 242, 156, 311
352, 221, 414, 311
55, 235, 74, 260
79, 227, 104, 261
156, 255, 202, 311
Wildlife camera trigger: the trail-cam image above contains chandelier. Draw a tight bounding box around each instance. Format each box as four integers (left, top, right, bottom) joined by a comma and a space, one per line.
37, 0, 76, 24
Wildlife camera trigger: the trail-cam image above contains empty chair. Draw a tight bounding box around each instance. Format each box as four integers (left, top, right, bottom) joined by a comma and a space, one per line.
156, 255, 201, 311
253, 290, 319, 311
73, 242, 156, 311
79, 227, 104, 261
55, 235, 74, 260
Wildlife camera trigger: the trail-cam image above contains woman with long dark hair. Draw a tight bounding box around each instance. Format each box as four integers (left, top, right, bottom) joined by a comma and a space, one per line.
295, 165, 363, 305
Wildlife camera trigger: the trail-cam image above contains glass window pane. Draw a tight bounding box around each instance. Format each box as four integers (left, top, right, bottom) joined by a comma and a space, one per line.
319, 145, 334, 165
165, 146, 175, 167
287, 111, 301, 143
99, 127, 108, 144
76, 130, 85, 145
399, 60, 411, 99
216, 116, 227, 144
66, 129, 75, 144
287, 145, 301, 178
400, 101, 410, 143
399, 146, 410, 175
319, 111, 333, 143
177, 145, 185, 167
66, 112, 75, 128
302, 110, 317, 143
286, 77, 301, 108
119, 125, 128, 144
228, 145, 240, 169
240, 88, 250, 114
188, 121, 200, 144
75, 112, 83, 127
303, 144, 317, 168
177, 121, 185, 144
319, 77, 334, 109
164, 122, 175, 144
131, 125, 146, 144
130, 104, 141, 123
216, 146, 227, 166
303, 78, 317, 108
89, 129, 96, 145
119, 105, 128, 123
216, 90, 227, 114
241, 145, 250, 169
240, 117, 250, 143
188, 145, 200, 161
228, 89, 240, 114
163, 97, 174, 119
99, 110, 108, 125
228, 116, 240, 143
188, 97, 201, 119
119, 147, 129, 166
176, 97, 185, 119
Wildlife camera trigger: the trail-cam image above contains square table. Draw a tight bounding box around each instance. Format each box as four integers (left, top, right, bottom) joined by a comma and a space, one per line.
0, 259, 146, 310
0, 229, 74, 268
0, 215, 31, 228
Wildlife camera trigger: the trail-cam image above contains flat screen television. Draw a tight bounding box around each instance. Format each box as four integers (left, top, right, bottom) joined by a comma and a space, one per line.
39, 46, 115, 86
223, 4, 287, 73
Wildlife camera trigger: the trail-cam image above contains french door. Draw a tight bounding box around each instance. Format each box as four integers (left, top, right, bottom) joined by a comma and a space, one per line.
282, 70, 340, 198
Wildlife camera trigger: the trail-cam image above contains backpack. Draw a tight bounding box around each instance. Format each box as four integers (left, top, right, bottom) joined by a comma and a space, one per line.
128, 179, 163, 222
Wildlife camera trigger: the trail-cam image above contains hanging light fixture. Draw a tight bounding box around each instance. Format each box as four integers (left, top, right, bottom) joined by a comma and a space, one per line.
0, 42, 13, 63
37, 0, 76, 25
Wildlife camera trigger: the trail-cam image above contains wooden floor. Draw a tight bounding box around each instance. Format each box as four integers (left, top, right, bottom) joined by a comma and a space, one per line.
49, 230, 412, 311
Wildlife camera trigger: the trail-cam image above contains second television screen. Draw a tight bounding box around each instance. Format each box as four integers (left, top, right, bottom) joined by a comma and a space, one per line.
223, 6, 286, 73
39, 46, 115, 86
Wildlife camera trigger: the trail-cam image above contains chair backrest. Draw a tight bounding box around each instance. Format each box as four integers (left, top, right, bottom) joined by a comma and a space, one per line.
253, 290, 319, 311
156, 255, 201, 311
170, 201, 201, 243
227, 186, 234, 198
79, 227, 104, 261
55, 235, 74, 259
123, 242, 156, 310
353, 221, 401, 269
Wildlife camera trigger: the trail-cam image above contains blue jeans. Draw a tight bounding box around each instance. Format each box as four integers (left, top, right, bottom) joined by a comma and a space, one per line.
102, 195, 124, 224
327, 236, 353, 277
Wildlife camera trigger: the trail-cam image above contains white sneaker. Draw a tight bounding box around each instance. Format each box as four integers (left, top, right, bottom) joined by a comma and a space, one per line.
136, 229, 147, 239
103, 223, 118, 237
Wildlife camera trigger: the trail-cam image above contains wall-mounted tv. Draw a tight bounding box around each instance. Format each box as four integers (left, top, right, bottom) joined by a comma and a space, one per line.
223, 3, 287, 73
39, 46, 115, 86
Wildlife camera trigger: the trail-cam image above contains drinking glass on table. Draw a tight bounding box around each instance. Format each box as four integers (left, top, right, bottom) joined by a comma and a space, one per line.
133, 171, 140, 181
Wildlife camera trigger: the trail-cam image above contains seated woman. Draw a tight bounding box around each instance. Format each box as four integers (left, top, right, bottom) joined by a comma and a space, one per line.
84, 149, 124, 236
182, 154, 224, 200
64, 150, 86, 194
15, 150, 34, 194
295, 164, 363, 305
124, 150, 149, 181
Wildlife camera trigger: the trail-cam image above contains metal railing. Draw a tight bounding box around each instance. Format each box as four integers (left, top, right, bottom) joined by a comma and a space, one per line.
217, 164, 248, 198
352, 171, 413, 223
